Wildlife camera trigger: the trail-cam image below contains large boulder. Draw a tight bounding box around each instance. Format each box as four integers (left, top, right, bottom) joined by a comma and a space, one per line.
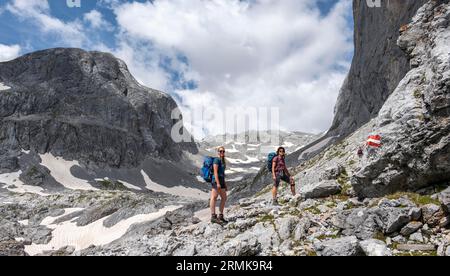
314, 236, 364, 256
299, 180, 342, 199
332, 207, 413, 238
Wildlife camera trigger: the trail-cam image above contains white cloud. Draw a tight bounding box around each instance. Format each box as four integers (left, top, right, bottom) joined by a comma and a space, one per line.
112, 0, 353, 137
84, 10, 113, 31
0, 44, 21, 62
1, 0, 353, 139
6, 0, 86, 47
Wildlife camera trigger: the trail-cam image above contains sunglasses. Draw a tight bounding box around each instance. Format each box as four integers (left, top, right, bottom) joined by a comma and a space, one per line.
219, 150, 226, 153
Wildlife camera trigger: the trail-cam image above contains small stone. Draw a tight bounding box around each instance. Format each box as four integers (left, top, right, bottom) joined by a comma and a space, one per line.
385, 237, 392, 246
348, 197, 365, 207
239, 198, 256, 207
317, 205, 330, 214
421, 204, 440, 224
409, 232, 424, 243
400, 221, 423, 236
439, 216, 450, 228
293, 217, 311, 241
276, 216, 297, 240
437, 244, 446, 256
408, 208, 422, 221
392, 235, 407, 244
378, 198, 400, 208
439, 187, 450, 214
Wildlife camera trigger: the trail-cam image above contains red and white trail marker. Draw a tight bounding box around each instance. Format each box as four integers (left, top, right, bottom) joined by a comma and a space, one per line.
367, 135, 382, 148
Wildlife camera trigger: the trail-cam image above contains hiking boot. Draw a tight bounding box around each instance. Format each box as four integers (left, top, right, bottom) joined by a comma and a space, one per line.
211, 214, 222, 225
218, 214, 228, 224
272, 199, 279, 206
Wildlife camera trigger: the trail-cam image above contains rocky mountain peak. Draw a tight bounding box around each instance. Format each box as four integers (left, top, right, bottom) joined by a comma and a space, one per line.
0, 48, 197, 169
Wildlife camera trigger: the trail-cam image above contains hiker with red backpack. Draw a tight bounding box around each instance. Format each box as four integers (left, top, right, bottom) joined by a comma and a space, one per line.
201, 146, 229, 224
269, 147, 296, 206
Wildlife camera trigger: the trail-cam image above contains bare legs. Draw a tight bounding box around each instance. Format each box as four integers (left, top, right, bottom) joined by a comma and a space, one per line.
210, 188, 227, 215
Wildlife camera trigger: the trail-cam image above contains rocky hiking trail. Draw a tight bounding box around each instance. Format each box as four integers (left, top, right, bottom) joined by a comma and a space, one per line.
1, 0, 450, 256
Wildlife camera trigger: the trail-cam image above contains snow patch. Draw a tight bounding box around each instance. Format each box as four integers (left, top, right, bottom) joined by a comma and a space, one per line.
227, 176, 244, 182
226, 144, 239, 153
40, 208, 84, 226
39, 153, 96, 191
25, 206, 180, 255
282, 142, 295, 148
18, 219, 29, 226
226, 155, 259, 164
247, 144, 261, 147
141, 170, 209, 200
0, 82, 10, 91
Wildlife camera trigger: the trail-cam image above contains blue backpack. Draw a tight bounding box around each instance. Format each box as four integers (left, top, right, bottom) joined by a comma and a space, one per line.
267, 152, 277, 171
201, 156, 216, 183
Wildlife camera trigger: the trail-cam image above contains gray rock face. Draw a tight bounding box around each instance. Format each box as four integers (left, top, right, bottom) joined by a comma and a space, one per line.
314, 236, 363, 256
328, 0, 428, 138
299, 180, 342, 199
0, 48, 197, 168
351, 1, 450, 198
0, 155, 18, 174
322, 164, 345, 181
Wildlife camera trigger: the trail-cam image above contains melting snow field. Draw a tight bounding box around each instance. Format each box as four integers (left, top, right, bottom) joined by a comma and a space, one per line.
39, 153, 97, 191
141, 170, 210, 200
282, 142, 295, 148
25, 206, 180, 255
0, 171, 48, 196
0, 82, 10, 91
226, 144, 240, 153
226, 155, 260, 165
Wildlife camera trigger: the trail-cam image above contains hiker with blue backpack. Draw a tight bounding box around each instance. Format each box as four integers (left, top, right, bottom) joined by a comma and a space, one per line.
268, 147, 296, 206
201, 146, 228, 224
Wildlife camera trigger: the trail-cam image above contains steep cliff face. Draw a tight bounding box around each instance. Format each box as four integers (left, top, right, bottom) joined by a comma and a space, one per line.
352, 0, 450, 197
328, 0, 428, 138
250, 0, 450, 200
0, 48, 197, 169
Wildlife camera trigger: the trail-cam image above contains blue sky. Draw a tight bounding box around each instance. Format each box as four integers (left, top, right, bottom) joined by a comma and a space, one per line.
0, 0, 354, 137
